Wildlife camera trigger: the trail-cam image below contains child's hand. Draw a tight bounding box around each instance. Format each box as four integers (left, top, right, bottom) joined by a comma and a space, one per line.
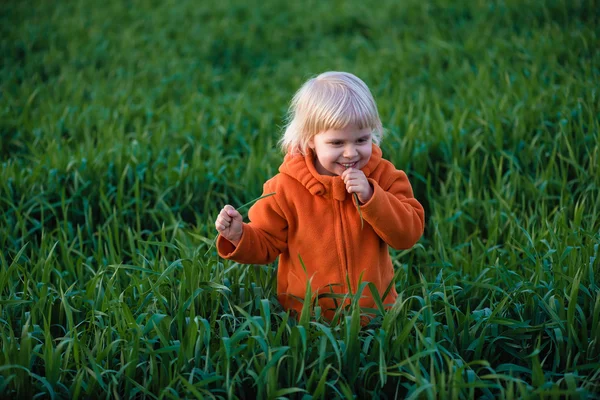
341, 168, 373, 203
215, 205, 243, 246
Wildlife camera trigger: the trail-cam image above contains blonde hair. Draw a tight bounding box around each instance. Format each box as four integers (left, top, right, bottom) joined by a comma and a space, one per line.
279, 71, 383, 155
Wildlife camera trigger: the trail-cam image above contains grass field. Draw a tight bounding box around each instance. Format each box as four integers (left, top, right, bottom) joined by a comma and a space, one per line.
1, 0, 599, 398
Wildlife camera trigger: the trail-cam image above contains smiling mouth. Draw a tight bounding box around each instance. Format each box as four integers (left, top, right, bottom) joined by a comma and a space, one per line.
339, 161, 358, 168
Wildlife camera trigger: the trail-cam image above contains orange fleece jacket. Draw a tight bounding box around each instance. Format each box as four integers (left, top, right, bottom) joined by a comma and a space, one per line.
217, 144, 425, 321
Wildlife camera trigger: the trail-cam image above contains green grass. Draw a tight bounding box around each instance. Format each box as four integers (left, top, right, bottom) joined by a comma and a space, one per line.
1, 0, 599, 398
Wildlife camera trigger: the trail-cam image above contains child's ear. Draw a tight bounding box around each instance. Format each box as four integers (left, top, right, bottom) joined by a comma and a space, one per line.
308, 138, 315, 149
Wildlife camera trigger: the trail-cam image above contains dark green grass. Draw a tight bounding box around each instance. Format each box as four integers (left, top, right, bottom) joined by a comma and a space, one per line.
1, 0, 599, 398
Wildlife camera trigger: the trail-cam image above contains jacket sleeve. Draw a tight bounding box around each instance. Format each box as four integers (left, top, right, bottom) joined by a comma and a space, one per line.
360, 168, 425, 250
217, 180, 288, 264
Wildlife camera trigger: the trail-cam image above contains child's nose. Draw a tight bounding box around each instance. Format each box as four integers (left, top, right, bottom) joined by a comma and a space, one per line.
344, 145, 358, 158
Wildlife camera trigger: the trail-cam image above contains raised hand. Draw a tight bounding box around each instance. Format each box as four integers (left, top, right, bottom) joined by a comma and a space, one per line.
215, 205, 243, 246
341, 168, 373, 204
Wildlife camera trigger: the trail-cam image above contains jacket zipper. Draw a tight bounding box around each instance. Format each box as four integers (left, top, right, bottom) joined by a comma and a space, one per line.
335, 198, 350, 293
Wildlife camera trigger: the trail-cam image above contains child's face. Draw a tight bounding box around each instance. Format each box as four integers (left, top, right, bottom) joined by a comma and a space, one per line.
308, 124, 373, 176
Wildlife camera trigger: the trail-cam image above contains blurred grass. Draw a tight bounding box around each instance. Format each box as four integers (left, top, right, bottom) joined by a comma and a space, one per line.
1, 0, 599, 398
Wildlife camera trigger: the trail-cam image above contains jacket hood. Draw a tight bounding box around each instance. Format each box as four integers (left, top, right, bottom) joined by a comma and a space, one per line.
278, 144, 383, 201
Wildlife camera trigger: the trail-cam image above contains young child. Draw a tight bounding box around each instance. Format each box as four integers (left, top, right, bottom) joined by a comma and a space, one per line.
215, 71, 425, 322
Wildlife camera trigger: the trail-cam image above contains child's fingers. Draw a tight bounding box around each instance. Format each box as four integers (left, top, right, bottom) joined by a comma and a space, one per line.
217, 213, 232, 227
227, 209, 242, 221
215, 215, 229, 230
344, 176, 360, 186
227, 209, 241, 219
215, 220, 226, 232
215, 205, 241, 234
341, 168, 355, 180
341, 168, 350, 179
220, 205, 238, 220
348, 174, 367, 186
346, 181, 366, 193
342, 172, 350, 183
222, 204, 241, 219
342, 168, 364, 182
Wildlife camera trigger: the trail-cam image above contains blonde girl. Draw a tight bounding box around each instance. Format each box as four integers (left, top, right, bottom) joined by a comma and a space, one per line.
215, 71, 425, 322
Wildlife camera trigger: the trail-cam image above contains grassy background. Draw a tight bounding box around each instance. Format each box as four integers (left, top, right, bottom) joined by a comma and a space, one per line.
1, 0, 599, 398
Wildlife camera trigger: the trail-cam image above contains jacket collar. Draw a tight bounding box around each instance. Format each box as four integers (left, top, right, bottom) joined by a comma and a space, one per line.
279, 144, 382, 201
